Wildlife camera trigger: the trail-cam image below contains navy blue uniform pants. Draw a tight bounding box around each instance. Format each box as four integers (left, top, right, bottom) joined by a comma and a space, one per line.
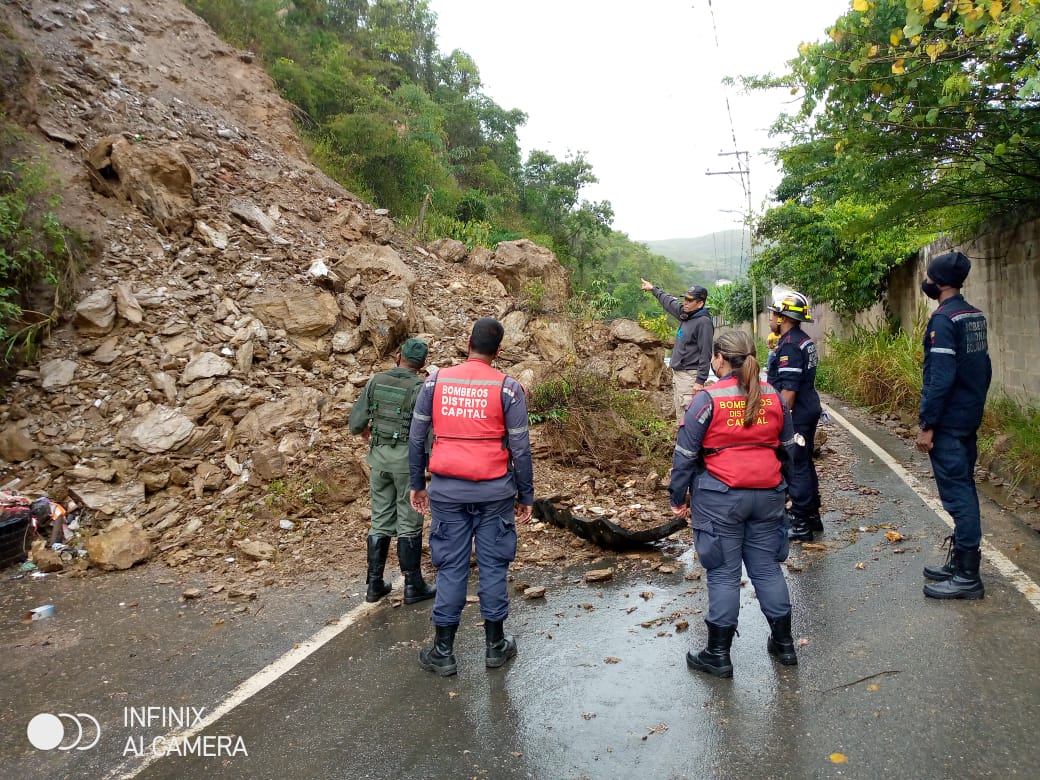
691, 481, 792, 627
929, 429, 982, 549
788, 414, 821, 518
428, 497, 517, 626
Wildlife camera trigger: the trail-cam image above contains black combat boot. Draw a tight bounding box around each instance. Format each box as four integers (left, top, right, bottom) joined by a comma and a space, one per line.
419, 624, 458, 676
787, 512, 814, 542
766, 613, 798, 666
365, 535, 392, 603
686, 620, 736, 678
398, 535, 436, 604
923, 535, 957, 581
484, 620, 517, 668
923, 547, 984, 600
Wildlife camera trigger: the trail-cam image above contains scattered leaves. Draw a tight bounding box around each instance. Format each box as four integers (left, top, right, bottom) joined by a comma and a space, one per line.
855, 562, 867, 570
885, 531, 903, 543
604, 656, 621, 664
830, 753, 849, 764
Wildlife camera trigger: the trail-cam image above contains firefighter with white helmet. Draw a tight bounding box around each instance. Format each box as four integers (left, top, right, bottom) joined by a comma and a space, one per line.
766, 291, 823, 542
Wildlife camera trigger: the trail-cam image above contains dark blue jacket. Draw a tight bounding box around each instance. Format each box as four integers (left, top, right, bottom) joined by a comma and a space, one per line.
766, 326, 821, 427
919, 294, 991, 434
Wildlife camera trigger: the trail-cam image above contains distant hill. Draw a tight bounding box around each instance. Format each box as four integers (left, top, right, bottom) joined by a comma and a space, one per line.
640, 229, 750, 285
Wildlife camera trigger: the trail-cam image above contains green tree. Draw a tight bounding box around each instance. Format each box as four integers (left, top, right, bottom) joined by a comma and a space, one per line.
708, 279, 754, 326
743, 0, 1040, 313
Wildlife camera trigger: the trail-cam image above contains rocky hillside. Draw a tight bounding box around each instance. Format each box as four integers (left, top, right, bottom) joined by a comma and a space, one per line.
0, 0, 674, 587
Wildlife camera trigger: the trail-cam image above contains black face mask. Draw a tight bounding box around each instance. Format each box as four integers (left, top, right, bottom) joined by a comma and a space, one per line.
921, 279, 941, 300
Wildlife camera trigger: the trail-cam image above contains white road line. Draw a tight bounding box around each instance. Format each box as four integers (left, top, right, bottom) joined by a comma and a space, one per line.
825, 403, 1040, 612
104, 581, 401, 779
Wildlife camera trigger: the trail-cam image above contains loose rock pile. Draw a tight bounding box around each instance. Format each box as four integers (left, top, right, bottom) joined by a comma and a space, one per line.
0, 0, 672, 586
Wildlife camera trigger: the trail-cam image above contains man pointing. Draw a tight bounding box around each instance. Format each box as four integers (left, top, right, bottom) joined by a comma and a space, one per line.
642, 278, 714, 423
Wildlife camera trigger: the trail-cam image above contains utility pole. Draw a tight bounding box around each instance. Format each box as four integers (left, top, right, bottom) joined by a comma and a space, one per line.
706, 151, 757, 339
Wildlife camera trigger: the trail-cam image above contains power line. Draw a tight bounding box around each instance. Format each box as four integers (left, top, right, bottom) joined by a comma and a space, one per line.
703, 0, 757, 333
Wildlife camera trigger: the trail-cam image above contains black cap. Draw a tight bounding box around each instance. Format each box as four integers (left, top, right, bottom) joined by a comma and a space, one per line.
927, 251, 971, 287
685, 285, 708, 301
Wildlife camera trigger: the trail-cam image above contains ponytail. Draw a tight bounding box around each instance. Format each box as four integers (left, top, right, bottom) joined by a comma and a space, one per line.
713, 330, 761, 427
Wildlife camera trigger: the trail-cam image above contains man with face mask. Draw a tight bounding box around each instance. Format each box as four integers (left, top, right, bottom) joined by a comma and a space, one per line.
917, 251, 991, 600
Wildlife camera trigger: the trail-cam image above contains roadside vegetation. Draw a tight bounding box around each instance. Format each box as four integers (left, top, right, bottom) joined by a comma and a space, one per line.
528, 370, 674, 477
743, 0, 1040, 316
0, 116, 78, 366
818, 321, 1040, 492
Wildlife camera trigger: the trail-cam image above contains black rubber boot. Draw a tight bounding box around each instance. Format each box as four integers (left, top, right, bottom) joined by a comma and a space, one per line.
419, 624, 458, 676
398, 535, 436, 604
766, 613, 798, 666
365, 535, 392, 603
923, 547, 985, 600
787, 513, 814, 542
484, 620, 517, 669
923, 536, 957, 581
686, 620, 736, 678
809, 511, 824, 534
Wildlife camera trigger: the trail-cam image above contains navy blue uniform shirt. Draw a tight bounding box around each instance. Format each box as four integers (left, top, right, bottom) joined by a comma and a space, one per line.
767, 326, 821, 426
919, 294, 991, 434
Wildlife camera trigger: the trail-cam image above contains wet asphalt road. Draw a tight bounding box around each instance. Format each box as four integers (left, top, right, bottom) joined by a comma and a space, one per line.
5, 404, 1040, 779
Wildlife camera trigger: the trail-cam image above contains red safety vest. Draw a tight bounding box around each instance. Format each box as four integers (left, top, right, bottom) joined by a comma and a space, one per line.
700, 376, 785, 488
429, 359, 508, 481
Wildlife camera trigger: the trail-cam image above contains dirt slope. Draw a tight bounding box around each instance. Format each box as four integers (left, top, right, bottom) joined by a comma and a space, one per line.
0, 0, 692, 594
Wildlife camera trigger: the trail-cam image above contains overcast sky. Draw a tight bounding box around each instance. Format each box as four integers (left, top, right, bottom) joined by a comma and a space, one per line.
431, 0, 852, 241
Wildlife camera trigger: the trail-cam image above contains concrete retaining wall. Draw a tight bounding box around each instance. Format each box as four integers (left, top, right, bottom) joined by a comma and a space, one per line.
752, 216, 1040, 403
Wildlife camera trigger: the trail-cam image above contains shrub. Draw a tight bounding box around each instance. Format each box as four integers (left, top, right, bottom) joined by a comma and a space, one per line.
819, 313, 1040, 491
816, 312, 925, 415
0, 122, 76, 362
528, 369, 674, 476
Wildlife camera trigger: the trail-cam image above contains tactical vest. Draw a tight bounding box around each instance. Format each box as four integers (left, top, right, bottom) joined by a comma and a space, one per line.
368, 371, 422, 447
700, 376, 785, 488
429, 360, 508, 481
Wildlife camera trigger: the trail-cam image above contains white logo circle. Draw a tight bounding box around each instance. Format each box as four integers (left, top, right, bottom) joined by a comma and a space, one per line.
26, 712, 100, 750
27, 713, 64, 750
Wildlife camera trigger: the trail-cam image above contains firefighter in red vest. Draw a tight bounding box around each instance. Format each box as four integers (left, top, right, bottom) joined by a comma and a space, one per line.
408, 318, 534, 677
669, 330, 799, 678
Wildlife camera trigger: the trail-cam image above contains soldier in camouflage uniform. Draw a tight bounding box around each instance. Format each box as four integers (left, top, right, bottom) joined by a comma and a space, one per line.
349, 338, 436, 605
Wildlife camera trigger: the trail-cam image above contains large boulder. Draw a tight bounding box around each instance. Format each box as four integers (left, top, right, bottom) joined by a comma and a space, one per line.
612, 343, 665, 389
87, 135, 196, 235
529, 318, 577, 366
235, 387, 325, 442
85, 522, 153, 571
468, 240, 571, 312
331, 243, 416, 288
357, 281, 417, 356
74, 289, 116, 334
248, 285, 339, 337
119, 406, 196, 453
610, 319, 663, 347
